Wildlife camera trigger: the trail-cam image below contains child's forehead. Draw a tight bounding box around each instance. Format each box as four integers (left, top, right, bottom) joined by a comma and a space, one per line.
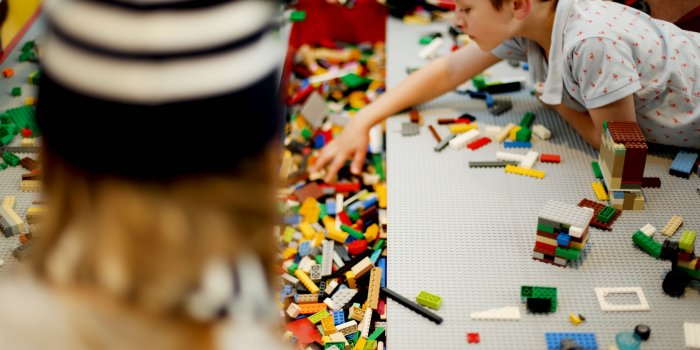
456, 0, 482, 7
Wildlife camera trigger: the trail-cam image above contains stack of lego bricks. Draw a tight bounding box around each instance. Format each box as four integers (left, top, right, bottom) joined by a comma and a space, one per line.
533, 201, 594, 267
598, 121, 648, 210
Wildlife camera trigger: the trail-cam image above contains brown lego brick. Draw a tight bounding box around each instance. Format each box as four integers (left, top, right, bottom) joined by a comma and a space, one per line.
641, 177, 661, 188
293, 182, 324, 202
607, 121, 646, 143
409, 109, 421, 124
577, 198, 621, 231
20, 157, 39, 171
621, 142, 647, 185
536, 230, 558, 240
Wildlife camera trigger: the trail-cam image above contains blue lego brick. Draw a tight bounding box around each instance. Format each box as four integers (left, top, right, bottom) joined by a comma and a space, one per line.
333, 310, 345, 325
503, 141, 532, 148
281, 285, 293, 299
370, 247, 382, 264
545, 332, 598, 350
299, 241, 311, 257
314, 134, 326, 149
362, 194, 378, 209
557, 233, 571, 247
669, 150, 698, 179
612, 191, 625, 199
285, 214, 301, 225
348, 201, 364, 213
326, 200, 336, 215
378, 258, 386, 288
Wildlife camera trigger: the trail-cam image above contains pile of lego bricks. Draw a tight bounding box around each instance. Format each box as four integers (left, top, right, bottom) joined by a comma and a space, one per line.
278, 41, 390, 350
532, 201, 594, 268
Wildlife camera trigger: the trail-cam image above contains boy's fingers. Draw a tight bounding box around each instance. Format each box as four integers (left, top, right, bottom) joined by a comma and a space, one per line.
324, 155, 347, 183
350, 147, 366, 175
311, 144, 334, 173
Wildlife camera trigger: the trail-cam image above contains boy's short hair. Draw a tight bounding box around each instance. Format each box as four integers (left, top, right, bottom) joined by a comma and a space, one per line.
490, 0, 557, 10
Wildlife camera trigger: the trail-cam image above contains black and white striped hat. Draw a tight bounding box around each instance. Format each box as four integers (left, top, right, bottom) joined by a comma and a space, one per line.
37, 0, 283, 180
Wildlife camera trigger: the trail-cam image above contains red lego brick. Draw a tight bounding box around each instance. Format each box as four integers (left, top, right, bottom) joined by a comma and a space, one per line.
409, 110, 421, 124
337, 211, 352, 226
328, 182, 361, 193
21, 128, 32, 137
347, 240, 368, 255
467, 333, 480, 344
577, 198, 621, 231
540, 154, 561, 163
467, 137, 491, 150
608, 122, 646, 143
294, 182, 324, 202
534, 241, 557, 256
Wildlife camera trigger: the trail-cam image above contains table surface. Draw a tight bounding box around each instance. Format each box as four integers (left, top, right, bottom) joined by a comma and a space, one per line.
384, 16, 700, 350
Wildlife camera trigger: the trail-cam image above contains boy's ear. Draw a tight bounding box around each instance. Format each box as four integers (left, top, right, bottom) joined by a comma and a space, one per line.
511, 0, 532, 19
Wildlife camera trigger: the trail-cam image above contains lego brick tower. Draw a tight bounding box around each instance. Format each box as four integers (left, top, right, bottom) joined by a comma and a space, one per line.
533, 201, 594, 267
598, 121, 648, 210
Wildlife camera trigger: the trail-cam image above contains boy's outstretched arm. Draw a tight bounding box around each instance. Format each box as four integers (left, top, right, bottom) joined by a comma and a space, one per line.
552, 95, 637, 149
312, 44, 501, 182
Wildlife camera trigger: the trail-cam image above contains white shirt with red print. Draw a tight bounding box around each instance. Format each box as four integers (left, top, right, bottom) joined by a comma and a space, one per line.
492, 0, 700, 148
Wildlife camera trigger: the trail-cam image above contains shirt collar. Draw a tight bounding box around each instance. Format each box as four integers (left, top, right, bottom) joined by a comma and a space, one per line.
539, 0, 574, 105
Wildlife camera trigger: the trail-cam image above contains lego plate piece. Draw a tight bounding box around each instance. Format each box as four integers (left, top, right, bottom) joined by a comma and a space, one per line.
470, 306, 521, 320
685, 322, 700, 349
594, 287, 650, 312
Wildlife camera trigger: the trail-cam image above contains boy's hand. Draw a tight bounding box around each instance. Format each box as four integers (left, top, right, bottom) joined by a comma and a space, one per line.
310, 116, 370, 183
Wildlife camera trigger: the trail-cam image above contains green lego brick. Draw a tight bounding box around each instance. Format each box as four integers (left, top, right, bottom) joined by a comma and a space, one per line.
308, 310, 330, 324
300, 127, 312, 140
419, 35, 436, 45
555, 246, 581, 261
521, 286, 557, 312
21, 41, 35, 52
519, 112, 535, 128
288, 262, 298, 275
516, 127, 532, 142
341, 73, 371, 89
348, 210, 360, 222
5, 106, 39, 136
289, 10, 306, 22
363, 340, 377, 350
2, 152, 20, 167
632, 230, 661, 259
11, 87, 21, 97
0, 163, 7, 170
372, 153, 385, 181
319, 203, 327, 219
679, 230, 697, 254
597, 206, 616, 223
315, 255, 323, 265
538, 223, 556, 233
591, 162, 603, 179
324, 342, 345, 349
282, 227, 295, 243
680, 266, 700, 279
340, 224, 365, 240
368, 327, 385, 341
472, 74, 487, 90
373, 239, 385, 251
416, 291, 443, 310
28, 70, 40, 85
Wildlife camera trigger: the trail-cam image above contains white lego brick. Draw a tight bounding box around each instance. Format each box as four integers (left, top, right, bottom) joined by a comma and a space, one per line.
532, 251, 545, 260
299, 256, 314, 273
324, 297, 338, 311
418, 37, 444, 60
569, 226, 585, 239
470, 306, 521, 320
519, 151, 540, 169
336, 320, 358, 336
595, 287, 650, 312
369, 124, 384, 154
282, 273, 299, 286
362, 173, 381, 185
554, 257, 568, 266
532, 124, 551, 140
360, 308, 372, 337
496, 123, 516, 142
496, 151, 526, 163
639, 224, 656, 237
287, 303, 301, 318
449, 129, 481, 149
329, 332, 350, 345
685, 322, 700, 349
539, 201, 594, 231
321, 240, 334, 277
484, 125, 502, 136
325, 279, 339, 295
332, 251, 345, 269
331, 288, 358, 309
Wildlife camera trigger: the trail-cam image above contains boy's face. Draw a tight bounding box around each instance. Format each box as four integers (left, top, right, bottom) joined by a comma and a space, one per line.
454, 0, 514, 51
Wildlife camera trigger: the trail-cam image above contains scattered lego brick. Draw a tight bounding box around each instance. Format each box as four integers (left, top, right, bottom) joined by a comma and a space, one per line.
578, 198, 621, 231
634, 324, 651, 341
661, 215, 683, 237
467, 136, 491, 150
470, 306, 520, 320
415, 290, 442, 310
2, 68, 13, 77
11, 87, 21, 97
595, 287, 649, 312
401, 122, 420, 136
591, 181, 608, 201
467, 333, 480, 344
540, 153, 560, 163
505, 164, 544, 179
641, 177, 661, 188
669, 150, 698, 179
544, 333, 597, 350
503, 141, 532, 148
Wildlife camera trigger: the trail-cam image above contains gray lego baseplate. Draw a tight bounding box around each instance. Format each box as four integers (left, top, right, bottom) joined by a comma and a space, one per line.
0, 20, 43, 269
385, 18, 700, 350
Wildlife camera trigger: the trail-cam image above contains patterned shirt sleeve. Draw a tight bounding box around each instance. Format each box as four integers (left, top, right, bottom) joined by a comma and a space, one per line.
565, 37, 642, 109
491, 37, 529, 61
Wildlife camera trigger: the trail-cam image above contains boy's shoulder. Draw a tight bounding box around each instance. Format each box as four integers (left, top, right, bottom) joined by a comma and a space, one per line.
562, 0, 649, 50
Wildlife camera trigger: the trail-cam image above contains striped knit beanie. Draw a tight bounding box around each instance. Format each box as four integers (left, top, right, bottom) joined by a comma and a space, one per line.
37, 0, 282, 180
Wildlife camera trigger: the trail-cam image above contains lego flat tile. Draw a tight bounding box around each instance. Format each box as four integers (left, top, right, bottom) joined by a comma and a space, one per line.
385, 17, 700, 350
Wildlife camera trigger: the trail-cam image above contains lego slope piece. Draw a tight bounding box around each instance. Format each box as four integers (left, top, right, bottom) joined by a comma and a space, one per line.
469, 306, 520, 320
669, 150, 698, 179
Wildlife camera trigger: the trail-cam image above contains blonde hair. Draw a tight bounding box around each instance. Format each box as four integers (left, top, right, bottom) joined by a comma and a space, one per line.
27, 143, 281, 349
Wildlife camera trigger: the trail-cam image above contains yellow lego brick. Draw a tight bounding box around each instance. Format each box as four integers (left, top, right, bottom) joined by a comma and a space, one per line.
327, 229, 349, 243
662, 215, 683, 237
24, 97, 36, 106
323, 216, 337, 231
592, 181, 608, 201
346, 270, 357, 289
297, 294, 319, 304
321, 316, 337, 335
2, 196, 15, 208
295, 269, 320, 294
509, 125, 522, 141
364, 224, 379, 243
504, 164, 545, 179
569, 313, 583, 326
322, 336, 332, 345
282, 247, 298, 260
299, 197, 321, 224
368, 268, 382, 310
298, 221, 317, 240
353, 338, 367, 350
374, 183, 387, 208
679, 257, 699, 270
20, 137, 36, 147
448, 123, 478, 134
349, 307, 365, 322
25, 207, 45, 225
20, 180, 41, 192
496, 123, 516, 142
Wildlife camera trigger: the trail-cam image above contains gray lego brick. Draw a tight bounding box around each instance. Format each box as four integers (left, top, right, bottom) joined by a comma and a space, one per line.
0, 19, 44, 269
539, 201, 594, 230
385, 17, 700, 350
